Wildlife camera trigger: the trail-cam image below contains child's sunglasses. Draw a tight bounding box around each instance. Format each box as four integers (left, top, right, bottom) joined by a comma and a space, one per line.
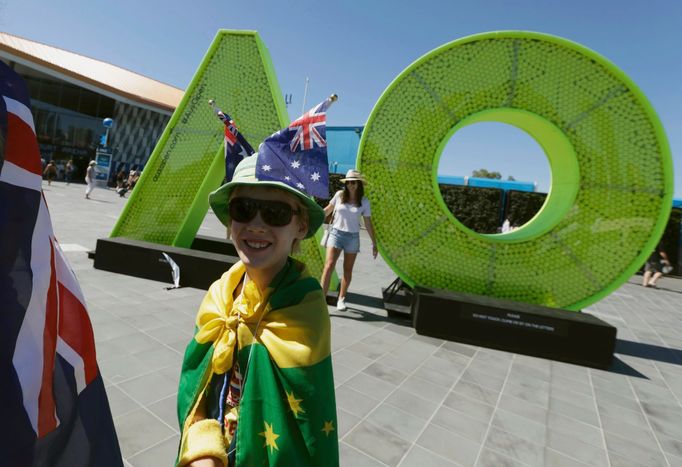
228, 197, 301, 227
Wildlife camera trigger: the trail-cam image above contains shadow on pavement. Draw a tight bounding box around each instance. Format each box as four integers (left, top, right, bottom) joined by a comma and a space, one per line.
615, 339, 682, 366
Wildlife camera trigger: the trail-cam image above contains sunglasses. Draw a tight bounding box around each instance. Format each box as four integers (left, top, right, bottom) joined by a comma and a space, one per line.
228, 197, 301, 227
346, 180, 359, 185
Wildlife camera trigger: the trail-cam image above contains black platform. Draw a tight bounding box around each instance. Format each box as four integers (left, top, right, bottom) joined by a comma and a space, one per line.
412, 286, 616, 369
93, 236, 239, 290
381, 278, 413, 318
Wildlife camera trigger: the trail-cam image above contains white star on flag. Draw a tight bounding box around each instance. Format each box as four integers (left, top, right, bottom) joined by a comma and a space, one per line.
262, 164, 271, 172
284, 176, 291, 181
311, 172, 320, 182
291, 160, 301, 169
296, 183, 305, 189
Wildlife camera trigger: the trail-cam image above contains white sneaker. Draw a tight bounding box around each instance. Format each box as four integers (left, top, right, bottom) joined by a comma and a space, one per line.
336, 297, 347, 311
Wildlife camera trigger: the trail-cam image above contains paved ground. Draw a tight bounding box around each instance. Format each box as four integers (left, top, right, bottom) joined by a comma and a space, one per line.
44, 180, 682, 467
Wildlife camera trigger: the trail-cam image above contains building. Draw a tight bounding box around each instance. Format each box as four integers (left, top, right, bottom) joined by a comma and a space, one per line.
0, 31, 183, 182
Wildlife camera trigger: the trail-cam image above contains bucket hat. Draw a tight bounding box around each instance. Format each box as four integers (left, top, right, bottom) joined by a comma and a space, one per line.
209, 156, 324, 238
340, 169, 366, 183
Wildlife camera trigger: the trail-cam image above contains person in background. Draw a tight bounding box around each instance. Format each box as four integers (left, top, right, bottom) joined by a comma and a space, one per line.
320, 169, 377, 311
65, 159, 75, 185
43, 160, 57, 186
85, 160, 96, 199
642, 243, 671, 288
116, 167, 127, 189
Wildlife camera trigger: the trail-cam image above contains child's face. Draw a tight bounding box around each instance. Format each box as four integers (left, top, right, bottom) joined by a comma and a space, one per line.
229, 185, 307, 287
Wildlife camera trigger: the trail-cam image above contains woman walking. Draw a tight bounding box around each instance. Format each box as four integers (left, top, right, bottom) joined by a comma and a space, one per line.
320, 169, 377, 311
85, 160, 96, 199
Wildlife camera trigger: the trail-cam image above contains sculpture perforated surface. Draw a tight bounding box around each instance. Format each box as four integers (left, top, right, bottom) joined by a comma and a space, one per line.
359, 31, 673, 310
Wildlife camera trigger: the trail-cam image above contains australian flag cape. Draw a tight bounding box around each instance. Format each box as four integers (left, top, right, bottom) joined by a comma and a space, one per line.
177, 259, 339, 466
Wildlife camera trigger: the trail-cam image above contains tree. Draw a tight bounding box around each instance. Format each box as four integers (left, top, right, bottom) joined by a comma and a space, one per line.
472, 169, 502, 179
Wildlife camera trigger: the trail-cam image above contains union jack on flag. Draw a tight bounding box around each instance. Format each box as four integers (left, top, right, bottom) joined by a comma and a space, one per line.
209, 100, 254, 182
0, 61, 122, 466
256, 95, 336, 198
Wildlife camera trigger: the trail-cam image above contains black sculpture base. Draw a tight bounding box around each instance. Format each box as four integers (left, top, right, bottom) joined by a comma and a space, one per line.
93, 235, 239, 290
412, 286, 616, 369
381, 278, 413, 318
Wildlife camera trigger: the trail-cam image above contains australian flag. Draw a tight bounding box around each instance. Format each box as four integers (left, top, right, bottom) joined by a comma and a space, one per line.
256, 95, 336, 198
0, 61, 123, 466
210, 100, 254, 182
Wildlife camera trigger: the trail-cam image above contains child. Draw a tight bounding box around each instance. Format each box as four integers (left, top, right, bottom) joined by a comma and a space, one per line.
176, 156, 338, 466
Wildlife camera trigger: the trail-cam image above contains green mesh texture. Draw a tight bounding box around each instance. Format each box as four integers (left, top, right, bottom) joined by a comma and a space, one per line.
359, 31, 673, 310
110, 30, 329, 282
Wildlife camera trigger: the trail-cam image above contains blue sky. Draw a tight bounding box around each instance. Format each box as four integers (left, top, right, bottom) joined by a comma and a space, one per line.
2, 0, 680, 196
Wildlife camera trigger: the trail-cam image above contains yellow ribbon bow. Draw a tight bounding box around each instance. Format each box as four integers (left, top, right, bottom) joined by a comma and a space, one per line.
194, 272, 266, 375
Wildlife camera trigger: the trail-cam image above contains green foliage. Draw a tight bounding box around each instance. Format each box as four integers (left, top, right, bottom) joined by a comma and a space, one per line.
472, 168, 502, 179
439, 185, 502, 233
507, 190, 547, 226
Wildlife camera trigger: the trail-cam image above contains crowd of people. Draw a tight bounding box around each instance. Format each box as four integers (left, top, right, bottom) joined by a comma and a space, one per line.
40, 158, 141, 200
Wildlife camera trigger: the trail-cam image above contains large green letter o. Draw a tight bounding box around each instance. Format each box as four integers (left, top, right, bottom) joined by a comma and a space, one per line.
359, 31, 673, 310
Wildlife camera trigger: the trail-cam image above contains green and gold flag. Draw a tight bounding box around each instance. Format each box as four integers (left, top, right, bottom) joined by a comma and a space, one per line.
177, 259, 339, 466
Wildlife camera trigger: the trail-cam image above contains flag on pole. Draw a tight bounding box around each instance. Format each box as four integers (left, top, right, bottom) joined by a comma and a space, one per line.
209, 100, 255, 182
256, 95, 336, 198
0, 61, 123, 466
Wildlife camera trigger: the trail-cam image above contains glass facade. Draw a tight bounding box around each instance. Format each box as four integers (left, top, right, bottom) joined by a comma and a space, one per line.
6, 61, 116, 180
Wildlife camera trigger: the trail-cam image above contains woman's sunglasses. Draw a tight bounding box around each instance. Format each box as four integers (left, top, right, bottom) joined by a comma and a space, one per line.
228, 197, 301, 227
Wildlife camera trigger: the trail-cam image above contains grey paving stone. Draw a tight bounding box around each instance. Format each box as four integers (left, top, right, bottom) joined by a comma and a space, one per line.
117, 370, 179, 406
491, 408, 546, 444
497, 392, 548, 426
333, 361, 358, 387
345, 421, 411, 466
413, 362, 462, 388
483, 427, 544, 466
398, 445, 458, 466
452, 379, 500, 406
339, 442, 387, 467
366, 403, 427, 443
476, 448, 529, 467
430, 404, 489, 444
416, 422, 480, 466
147, 394, 180, 432
600, 414, 659, 450
604, 430, 669, 466
546, 411, 603, 448
442, 341, 477, 357
344, 372, 397, 401
461, 367, 507, 393
385, 389, 439, 421
127, 434, 180, 467
113, 408, 176, 458
107, 384, 142, 419
544, 448, 592, 467
363, 362, 409, 386
337, 408, 361, 439
333, 348, 375, 370
548, 395, 600, 428
545, 429, 609, 466
335, 385, 381, 418
401, 374, 451, 402
442, 391, 495, 424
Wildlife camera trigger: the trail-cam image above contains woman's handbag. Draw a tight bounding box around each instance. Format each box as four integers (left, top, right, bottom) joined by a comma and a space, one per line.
320, 204, 337, 247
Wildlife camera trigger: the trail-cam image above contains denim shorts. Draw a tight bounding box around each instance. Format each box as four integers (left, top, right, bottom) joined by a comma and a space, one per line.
327, 228, 360, 253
